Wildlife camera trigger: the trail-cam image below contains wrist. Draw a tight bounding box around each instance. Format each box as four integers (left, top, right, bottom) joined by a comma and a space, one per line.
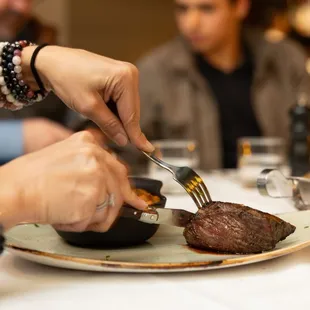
0, 170, 22, 231
21, 45, 52, 92
0, 160, 34, 231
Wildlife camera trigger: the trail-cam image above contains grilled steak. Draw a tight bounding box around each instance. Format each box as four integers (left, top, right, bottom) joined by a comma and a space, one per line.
184, 202, 296, 254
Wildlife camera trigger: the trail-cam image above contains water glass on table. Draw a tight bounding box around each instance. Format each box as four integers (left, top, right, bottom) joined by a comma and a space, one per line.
148, 140, 199, 194
237, 137, 287, 188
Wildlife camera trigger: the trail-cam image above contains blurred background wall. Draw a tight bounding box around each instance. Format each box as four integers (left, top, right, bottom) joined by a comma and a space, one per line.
33, 0, 69, 45
69, 0, 177, 62
32, 0, 177, 62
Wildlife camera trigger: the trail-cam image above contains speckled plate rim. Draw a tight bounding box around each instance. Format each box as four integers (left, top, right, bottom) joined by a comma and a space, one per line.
6, 235, 310, 273
6, 240, 310, 272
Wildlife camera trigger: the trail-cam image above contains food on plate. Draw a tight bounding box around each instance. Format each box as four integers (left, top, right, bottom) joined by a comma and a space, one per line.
133, 189, 160, 206
184, 202, 296, 254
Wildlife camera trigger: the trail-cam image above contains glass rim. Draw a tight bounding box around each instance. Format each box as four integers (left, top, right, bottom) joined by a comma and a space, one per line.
238, 137, 285, 146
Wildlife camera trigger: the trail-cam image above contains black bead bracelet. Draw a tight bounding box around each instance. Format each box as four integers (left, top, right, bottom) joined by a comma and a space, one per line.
0, 40, 48, 110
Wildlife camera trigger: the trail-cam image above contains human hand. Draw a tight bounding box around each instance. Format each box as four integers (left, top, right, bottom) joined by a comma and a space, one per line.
22, 46, 154, 153
0, 131, 147, 231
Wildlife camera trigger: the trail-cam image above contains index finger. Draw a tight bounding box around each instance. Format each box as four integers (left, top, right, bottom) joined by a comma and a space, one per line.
115, 66, 154, 152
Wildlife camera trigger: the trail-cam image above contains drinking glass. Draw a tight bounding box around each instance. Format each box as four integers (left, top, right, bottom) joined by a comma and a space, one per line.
237, 137, 287, 187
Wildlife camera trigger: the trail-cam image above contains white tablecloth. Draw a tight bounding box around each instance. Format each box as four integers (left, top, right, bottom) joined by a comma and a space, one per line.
1, 173, 310, 310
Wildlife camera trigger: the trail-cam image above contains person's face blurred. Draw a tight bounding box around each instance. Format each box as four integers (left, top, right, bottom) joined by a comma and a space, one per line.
175, 0, 249, 54
0, 0, 32, 18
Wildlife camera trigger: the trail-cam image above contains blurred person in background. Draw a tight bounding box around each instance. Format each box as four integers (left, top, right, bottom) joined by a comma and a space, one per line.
137, 0, 310, 170
0, 0, 55, 42
0, 0, 72, 164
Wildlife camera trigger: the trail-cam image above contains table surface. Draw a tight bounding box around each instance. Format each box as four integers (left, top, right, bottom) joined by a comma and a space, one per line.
1, 172, 310, 310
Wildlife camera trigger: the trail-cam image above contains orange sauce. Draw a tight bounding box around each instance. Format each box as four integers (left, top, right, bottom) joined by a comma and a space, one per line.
133, 189, 161, 206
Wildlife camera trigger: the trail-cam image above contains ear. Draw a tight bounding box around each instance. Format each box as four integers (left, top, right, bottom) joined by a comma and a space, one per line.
235, 0, 250, 20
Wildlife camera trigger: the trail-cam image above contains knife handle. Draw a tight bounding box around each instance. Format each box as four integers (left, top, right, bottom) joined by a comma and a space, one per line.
120, 206, 144, 220
120, 206, 159, 224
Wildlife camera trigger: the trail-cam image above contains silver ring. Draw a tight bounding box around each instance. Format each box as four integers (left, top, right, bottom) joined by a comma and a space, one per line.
96, 194, 115, 211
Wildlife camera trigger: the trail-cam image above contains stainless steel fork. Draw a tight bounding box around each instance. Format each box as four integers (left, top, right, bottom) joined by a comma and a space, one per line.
142, 151, 212, 209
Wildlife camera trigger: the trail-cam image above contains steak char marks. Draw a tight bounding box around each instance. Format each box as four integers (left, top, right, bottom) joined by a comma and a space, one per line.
184, 202, 296, 254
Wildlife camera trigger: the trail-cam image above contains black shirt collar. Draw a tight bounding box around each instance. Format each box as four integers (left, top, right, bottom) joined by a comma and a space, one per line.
195, 41, 254, 76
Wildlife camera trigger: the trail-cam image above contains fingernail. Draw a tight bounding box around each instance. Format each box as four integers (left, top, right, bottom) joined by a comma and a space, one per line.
144, 140, 155, 152
115, 133, 128, 146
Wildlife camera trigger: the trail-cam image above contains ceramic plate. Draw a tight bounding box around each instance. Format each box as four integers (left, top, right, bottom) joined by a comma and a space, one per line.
5, 210, 310, 273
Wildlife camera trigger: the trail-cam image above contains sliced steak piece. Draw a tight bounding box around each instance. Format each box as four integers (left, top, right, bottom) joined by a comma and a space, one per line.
184, 202, 296, 254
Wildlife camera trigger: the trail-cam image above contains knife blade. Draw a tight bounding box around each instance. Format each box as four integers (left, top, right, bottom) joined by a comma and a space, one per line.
120, 206, 194, 227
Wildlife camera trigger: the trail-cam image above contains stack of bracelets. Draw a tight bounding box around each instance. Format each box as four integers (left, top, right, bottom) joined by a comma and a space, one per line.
0, 40, 48, 110
0, 41, 49, 255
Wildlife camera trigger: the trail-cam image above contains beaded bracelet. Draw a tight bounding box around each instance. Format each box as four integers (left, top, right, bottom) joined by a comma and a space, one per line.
0, 40, 48, 110
0, 224, 4, 255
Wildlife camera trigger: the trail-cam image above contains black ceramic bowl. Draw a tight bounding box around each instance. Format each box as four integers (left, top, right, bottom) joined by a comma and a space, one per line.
55, 177, 167, 248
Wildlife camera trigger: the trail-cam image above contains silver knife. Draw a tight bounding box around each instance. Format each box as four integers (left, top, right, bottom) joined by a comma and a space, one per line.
120, 206, 194, 227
